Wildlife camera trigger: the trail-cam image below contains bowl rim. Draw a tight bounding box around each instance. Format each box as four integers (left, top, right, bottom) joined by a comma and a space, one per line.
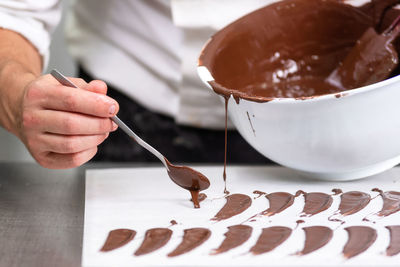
197, 65, 400, 104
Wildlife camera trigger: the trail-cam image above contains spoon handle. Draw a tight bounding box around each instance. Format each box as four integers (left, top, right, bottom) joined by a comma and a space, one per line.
50, 69, 168, 169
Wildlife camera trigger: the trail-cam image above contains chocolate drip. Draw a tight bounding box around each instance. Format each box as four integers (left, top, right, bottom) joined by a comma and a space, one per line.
134, 228, 172, 256
222, 97, 229, 195
212, 194, 252, 221
170, 220, 178, 226
165, 159, 210, 209
343, 226, 377, 259
338, 191, 371, 216
100, 229, 136, 252
297, 226, 333, 255
375, 190, 400, 217
168, 228, 211, 257
211, 225, 253, 255
386, 225, 400, 256
191, 193, 207, 204
295, 220, 305, 229
250, 226, 292, 255
299, 192, 333, 216
332, 188, 343, 195
253, 190, 267, 199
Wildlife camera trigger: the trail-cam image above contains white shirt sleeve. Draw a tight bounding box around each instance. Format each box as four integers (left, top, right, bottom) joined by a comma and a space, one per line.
0, 0, 62, 70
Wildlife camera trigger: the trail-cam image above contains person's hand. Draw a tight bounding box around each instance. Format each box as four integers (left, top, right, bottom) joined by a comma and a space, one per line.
15, 74, 119, 169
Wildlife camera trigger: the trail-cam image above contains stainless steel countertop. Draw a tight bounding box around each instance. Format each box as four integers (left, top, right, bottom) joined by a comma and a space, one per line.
0, 162, 148, 267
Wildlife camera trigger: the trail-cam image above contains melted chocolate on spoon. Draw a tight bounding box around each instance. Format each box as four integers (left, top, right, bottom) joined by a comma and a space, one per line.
211, 225, 253, 255
134, 228, 172, 256
100, 229, 136, 252
297, 226, 333, 255
342, 226, 377, 259
250, 226, 292, 255
165, 159, 210, 209
386, 225, 400, 256
167, 228, 211, 257
211, 194, 252, 221
298, 191, 333, 217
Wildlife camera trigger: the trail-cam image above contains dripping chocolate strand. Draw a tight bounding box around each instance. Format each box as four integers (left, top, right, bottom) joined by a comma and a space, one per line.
223, 96, 229, 195
100, 229, 136, 252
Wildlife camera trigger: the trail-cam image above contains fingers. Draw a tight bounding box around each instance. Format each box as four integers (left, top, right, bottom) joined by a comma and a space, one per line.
20, 74, 117, 169
40, 85, 118, 117
38, 147, 98, 169
25, 109, 118, 135
38, 132, 109, 154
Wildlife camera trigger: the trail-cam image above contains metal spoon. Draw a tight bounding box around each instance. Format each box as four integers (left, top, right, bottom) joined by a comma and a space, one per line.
50, 69, 210, 207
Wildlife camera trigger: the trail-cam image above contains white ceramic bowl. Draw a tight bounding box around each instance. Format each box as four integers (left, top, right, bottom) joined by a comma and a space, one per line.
197, 1, 400, 180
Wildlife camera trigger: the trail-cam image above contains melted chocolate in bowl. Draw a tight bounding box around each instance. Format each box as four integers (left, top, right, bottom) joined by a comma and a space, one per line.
199, 0, 376, 101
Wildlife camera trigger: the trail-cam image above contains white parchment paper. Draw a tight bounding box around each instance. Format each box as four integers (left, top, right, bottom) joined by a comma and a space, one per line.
82, 166, 400, 266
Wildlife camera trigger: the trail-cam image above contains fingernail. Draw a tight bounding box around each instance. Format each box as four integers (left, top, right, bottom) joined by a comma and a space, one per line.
112, 121, 118, 130
109, 105, 116, 115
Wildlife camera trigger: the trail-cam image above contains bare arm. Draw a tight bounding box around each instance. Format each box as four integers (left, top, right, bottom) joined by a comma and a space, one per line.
0, 29, 119, 169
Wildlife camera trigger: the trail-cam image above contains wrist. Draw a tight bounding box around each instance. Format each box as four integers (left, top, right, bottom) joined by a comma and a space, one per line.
0, 60, 37, 137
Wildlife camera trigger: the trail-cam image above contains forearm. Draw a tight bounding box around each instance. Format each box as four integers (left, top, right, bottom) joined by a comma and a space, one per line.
0, 29, 42, 136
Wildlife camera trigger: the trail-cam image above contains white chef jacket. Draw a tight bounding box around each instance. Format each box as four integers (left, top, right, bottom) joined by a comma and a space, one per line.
0, 0, 277, 129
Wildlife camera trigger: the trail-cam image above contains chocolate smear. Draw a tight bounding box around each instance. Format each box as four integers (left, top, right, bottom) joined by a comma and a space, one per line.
100, 229, 136, 252
374, 190, 400, 217
297, 226, 333, 255
168, 228, 211, 257
211, 225, 253, 255
244, 192, 298, 223
264, 192, 298, 216
212, 194, 252, 221
386, 225, 400, 256
343, 226, 377, 259
165, 158, 210, 209
250, 226, 292, 255
338, 191, 371, 216
329, 191, 371, 223
134, 228, 172, 256
298, 191, 333, 217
